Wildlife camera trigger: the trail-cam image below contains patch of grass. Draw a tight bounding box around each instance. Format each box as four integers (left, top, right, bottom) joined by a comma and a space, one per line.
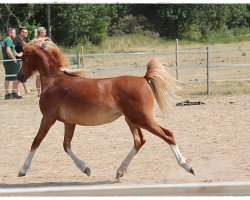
222, 89, 233, 95
187, 81, 250, 96
214, 81, 250, 95
60, 33, 201, 54
192, 90, 208, 96
202, 27, 250, 45
59, 27, 250, 55
98, 33, 170, 53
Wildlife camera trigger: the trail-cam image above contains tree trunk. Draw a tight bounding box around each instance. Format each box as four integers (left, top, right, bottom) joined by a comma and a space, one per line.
47, 4, 51, 38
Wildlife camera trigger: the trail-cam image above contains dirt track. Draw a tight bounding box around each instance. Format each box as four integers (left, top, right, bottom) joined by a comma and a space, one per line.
0, 93, 249, 187
0, 42, 249, 187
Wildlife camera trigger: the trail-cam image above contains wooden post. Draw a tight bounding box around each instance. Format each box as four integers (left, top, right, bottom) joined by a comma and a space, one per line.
175, 39, 179, 80
206, 47, 211, 95
81, 46, 84, 68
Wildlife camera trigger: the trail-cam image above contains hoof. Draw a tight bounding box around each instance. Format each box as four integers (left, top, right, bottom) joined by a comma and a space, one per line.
190, 168, 195, 175
18, 172, 26, 177
115, 165, 128, 180
115, 178, 121, 183
116, 171, 124, 180
84, 167, 91, 176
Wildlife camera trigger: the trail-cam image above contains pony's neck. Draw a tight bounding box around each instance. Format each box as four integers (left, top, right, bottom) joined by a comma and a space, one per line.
36, 53, 62, 92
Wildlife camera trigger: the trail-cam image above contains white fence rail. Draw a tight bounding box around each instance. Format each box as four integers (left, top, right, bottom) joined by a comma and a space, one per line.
1, 181, 250, 196
1, 40, 250, 95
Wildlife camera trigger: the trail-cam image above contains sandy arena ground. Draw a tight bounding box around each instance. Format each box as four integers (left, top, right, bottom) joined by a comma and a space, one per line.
0, 42, 249, 188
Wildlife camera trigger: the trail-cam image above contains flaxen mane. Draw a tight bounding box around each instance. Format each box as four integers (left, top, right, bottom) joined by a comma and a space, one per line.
29, 38, 68, 68
26, 38, 87, 77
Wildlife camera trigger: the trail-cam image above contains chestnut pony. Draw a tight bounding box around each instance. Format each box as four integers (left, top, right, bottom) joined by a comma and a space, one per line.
17, 41, 194, 179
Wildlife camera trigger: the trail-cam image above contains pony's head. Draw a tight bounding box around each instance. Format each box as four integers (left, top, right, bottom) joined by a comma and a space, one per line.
17, 39, 68, 83
17, 43, 38, 83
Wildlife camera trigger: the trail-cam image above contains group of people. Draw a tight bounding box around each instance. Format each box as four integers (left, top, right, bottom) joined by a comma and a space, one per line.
1, 26, 47, 99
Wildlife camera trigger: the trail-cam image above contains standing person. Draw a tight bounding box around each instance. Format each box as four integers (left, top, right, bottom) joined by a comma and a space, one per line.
14, 26, 31, 95
35, 27, 47, 97
1, 28, 23, 99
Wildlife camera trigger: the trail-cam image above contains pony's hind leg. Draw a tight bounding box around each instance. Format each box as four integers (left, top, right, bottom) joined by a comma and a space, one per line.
18, 116, 56, 177
141, 120, 194, 175
116, 117, 146, 179
160, 126, 195, 175
63, 123, 91, 176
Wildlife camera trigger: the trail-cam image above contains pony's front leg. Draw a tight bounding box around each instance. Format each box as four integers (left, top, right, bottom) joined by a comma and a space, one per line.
18, 116, 56, 177
63, 123, 91, 176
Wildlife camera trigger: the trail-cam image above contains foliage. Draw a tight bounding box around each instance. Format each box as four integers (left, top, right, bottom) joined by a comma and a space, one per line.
108, 15, 155, 36
50, 4, 116, 46
0, 4, 40, 40
193, 5, 247, 39
0, 4, 249, 45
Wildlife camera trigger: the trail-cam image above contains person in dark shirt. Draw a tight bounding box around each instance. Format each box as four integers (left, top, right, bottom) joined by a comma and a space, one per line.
13, 27, 30, 95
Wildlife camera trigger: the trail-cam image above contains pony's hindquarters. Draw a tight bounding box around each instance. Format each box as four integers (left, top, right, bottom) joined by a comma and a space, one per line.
113, 70, 194, 177
145, 58, 181, 115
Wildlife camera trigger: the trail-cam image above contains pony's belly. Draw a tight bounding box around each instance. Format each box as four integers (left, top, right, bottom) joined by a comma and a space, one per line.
58, 107, 123, 126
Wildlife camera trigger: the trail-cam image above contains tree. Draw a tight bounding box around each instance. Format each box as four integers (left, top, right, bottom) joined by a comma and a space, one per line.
46, 4, 51, 38
1, 4, 249, 44
0, 4, 27, 36
48, 4, 116, 45
0, 4, 40, 40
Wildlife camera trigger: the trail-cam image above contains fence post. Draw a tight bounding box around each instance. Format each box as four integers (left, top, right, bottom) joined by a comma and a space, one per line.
175, 39, 179, 80
77, 53, 81, 69
206, 47, 211, 95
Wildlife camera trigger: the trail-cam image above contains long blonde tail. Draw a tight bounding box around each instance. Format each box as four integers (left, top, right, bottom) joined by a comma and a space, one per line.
145, 58, 181, 115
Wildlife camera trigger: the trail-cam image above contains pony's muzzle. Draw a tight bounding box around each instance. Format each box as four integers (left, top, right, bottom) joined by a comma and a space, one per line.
17, 71, 27, 83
